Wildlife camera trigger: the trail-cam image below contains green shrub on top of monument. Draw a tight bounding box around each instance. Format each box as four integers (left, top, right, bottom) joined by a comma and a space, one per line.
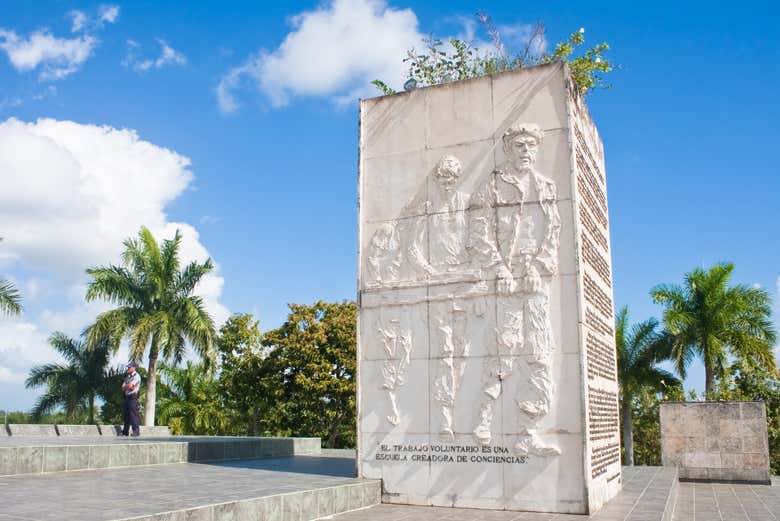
651, 262, 777, 397
84, 226, 218, 427
372, 12, 613, 96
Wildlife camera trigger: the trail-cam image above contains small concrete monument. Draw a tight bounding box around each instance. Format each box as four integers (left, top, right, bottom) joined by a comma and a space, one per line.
357, 63, 621, 514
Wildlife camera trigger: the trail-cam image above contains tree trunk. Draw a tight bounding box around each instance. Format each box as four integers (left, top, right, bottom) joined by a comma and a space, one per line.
705, 364, 715, 398
88, 392, 95, 425
144, 347, 159, 427
620, 397, 634, 466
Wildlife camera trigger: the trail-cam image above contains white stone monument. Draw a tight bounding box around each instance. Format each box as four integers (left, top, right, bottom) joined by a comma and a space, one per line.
357, 62, 621, 515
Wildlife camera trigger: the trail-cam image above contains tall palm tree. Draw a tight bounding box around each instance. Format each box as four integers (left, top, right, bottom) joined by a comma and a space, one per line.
651, 262, 777, 395
85, 226, 216, 426
156, 361, 228, 435
0, 238, 22, 316
615, 307, 680, 465
25, 333, 114, 423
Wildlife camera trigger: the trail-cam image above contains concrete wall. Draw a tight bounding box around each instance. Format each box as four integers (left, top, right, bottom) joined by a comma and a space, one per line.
660, 401, 770, 483
357, 63, 620, 514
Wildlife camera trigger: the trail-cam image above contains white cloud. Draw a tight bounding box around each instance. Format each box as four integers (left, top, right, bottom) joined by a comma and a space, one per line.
0, 118, 230, 397
124, 38, 187, 73
0, 29, 97, 80
69, 10, 88, 33
0, 97, 23, 110
216, 0, 424, 112
0, 5, 118, 82
99, 5, 121, 25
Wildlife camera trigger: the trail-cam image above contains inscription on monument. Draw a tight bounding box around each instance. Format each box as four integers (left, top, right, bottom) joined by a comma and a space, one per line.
374, 442, 529, 465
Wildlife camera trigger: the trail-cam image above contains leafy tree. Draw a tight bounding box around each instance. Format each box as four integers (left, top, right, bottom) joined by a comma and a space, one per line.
651, 262, 777, 395
261, 301, 356, 448
25, 333, 117, 424
217, 313, 267, 435
0, 238, 21, 316
85, 226, 217, 426
615, 307, 679, 465
373, 13, 613, 95
156, 361, 229, 435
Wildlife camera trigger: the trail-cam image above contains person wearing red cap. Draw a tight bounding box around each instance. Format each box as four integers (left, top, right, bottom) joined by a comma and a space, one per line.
121, 362, 141, 436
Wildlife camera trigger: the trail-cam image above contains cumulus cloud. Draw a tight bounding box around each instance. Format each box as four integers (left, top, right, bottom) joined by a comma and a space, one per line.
123, 38, 187, 73
216, 0, 424, 112
0, 118, 229, 398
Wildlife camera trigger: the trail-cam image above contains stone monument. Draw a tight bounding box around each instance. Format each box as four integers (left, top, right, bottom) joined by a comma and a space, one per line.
357, 62, 621, 514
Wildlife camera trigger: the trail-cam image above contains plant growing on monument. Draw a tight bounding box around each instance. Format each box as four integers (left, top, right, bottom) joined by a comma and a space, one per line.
615, 307, 680, 466
651, 262, 777, 396
259, 301, 356, 448
0, 237, 22, 316
85, 226, 217, 427
25, 332, 117, 424
372, 12, 613, 95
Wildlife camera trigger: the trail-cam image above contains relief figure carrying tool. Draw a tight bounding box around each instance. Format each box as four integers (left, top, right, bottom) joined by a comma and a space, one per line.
378, 317, 412, 426
468, 122, 562, 456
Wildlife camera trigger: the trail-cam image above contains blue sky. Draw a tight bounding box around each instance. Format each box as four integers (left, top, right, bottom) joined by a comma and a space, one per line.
0, 0, 778, 409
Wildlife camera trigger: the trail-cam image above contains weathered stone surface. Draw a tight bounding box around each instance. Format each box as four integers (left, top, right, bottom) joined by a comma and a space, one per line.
7, 424, 57, 436
56, 424, 101, 436
660, 401, 770, 483
357, 63, 620, 514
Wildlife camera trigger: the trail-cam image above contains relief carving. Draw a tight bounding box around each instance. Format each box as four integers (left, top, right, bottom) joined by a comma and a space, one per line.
378, 317, 413, 426
470, 122, 561, 457
364, 121, 562, 457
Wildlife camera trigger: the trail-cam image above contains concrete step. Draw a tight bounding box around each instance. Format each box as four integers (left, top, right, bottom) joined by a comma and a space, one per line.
0, 436, 321, 477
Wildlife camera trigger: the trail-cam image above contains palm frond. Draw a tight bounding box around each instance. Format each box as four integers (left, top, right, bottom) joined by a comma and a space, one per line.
0, 279, 22, 315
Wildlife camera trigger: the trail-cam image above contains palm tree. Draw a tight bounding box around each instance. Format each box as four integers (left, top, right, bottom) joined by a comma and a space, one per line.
25, 333, 114, 423
651, 262, 777, 395
85, 226, 217, 426
615, 307, 680, 465
0, 238, 22, 316
0, 279, 21, 316
156, 361, 228, 435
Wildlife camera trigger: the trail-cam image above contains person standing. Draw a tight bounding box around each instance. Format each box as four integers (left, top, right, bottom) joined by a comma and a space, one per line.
122, 362, 141, 436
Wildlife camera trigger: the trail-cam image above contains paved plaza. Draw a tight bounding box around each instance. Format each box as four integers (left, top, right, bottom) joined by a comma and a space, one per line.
0, 446, 777, 520
0, 451, 375, 520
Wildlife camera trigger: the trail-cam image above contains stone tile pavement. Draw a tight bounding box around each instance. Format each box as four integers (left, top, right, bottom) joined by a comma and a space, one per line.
671, 478, 780, 520
0, 452, 374, 520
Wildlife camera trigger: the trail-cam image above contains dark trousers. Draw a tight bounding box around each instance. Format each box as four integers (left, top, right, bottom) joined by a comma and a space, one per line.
122, 394, 140, 436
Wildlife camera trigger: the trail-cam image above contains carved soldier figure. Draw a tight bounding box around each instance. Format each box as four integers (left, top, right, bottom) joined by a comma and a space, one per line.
468, 122, 562, 456
408, 154, 469, 278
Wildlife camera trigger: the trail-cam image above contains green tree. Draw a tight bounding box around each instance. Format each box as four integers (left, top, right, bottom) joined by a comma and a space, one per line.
0, 238, 21, 316
373, 13, 613, 96
85, 226, 217, 426
261, 301, 356, 448
217, 313, 267, 435
651, 262, 777, 396
156, 361, 228, 435
615, 307, 679, 465
25, 333, 116, 424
